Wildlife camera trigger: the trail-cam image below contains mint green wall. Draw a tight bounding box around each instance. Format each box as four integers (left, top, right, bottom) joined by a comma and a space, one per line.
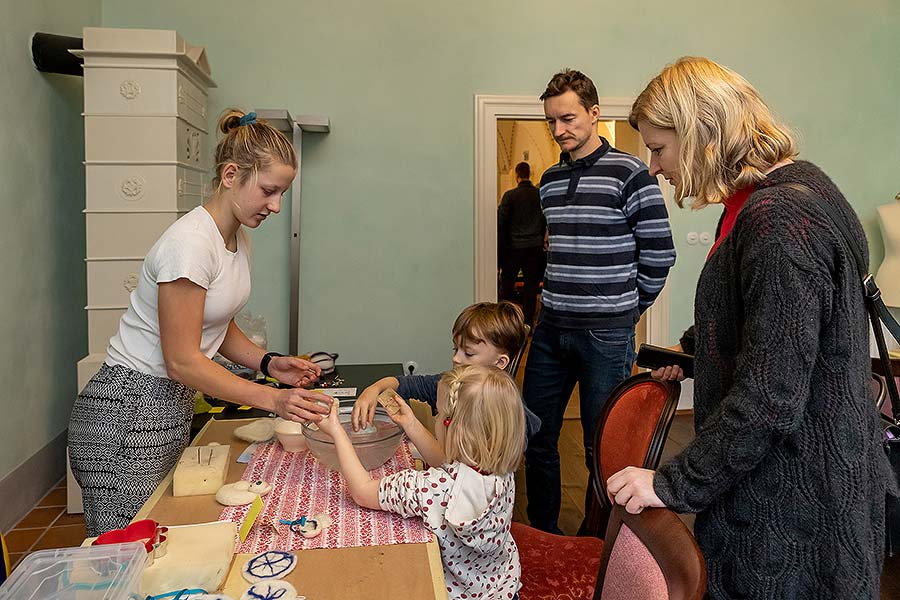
101, 1, 900, 369
0, 1, 100, 481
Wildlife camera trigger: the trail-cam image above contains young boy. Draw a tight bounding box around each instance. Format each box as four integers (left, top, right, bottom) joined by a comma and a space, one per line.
351, 301, 540, 442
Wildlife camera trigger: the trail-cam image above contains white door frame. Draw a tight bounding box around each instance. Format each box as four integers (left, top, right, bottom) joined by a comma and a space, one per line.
473, 94, 672, 345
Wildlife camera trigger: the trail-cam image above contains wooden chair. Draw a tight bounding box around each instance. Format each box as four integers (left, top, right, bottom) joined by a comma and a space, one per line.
583, 373, 681, 536
593, 505, 707, 600
506, 324, 530, 379
513, 373, 682, 599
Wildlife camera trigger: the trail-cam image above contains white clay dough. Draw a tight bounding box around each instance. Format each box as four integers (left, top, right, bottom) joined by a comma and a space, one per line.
241, 550, 297, 583
215, 479, 272, 506
240, 580, 298, 600
234, 418, 276, 443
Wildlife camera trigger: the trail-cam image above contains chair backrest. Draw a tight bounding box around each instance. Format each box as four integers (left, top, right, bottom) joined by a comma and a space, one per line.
594, 506, 706, 600
505, 324, 530, 379
584, 373, 680, 536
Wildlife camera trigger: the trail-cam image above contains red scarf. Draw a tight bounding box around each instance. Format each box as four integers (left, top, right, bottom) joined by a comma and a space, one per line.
707, 186, 754, 259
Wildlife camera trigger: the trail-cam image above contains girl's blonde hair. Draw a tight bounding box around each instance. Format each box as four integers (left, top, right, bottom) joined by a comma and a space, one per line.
629, 56, 797, 209
212, 109, 298, 192
437, 365, 525, 475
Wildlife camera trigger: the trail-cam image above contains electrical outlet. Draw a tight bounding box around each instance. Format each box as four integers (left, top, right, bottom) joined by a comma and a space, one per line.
403, 360, 418, 375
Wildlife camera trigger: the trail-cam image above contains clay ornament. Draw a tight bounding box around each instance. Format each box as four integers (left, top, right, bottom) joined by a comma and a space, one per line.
240, 580, 298, 600
241, 550, 297, 583
278, 513, 332, 539
234, 419, 276, 443
215, 480, 272, 506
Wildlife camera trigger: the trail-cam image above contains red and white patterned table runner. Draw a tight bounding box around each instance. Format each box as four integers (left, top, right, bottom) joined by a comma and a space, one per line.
218, 439, 431, 552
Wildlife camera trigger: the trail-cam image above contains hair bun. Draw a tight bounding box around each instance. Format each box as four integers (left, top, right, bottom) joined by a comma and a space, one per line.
218, 109, 246, 134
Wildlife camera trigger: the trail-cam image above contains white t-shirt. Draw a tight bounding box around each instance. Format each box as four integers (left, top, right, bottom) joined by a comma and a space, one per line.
379, 462, 521, 600
106, 206, 251, 378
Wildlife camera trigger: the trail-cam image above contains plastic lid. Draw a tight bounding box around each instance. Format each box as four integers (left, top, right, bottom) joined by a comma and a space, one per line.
0, 542, 148, 600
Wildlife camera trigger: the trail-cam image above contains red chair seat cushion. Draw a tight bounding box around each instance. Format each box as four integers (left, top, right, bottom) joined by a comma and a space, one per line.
512, 521, 603, 600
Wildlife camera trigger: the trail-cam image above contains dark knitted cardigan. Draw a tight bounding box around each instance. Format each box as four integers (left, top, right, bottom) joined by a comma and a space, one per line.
654, 162, 897, 599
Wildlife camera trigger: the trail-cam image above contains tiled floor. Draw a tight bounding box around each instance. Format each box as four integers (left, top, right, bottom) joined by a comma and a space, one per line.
4, 480, 86, 571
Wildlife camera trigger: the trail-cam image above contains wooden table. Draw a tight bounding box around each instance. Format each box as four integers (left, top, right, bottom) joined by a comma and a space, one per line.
134, 418, 448, 600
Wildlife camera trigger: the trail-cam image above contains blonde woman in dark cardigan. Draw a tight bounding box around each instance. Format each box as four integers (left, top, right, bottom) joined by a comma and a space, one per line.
607, 56, 897, 599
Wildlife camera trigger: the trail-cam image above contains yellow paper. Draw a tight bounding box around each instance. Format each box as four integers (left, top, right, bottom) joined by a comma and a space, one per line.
239, 495, 264, 542
208, 406, 225, 414
237, 405, 252, 410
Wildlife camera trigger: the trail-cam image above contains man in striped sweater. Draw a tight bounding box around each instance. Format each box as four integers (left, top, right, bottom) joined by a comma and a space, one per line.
523, 69, 675, 535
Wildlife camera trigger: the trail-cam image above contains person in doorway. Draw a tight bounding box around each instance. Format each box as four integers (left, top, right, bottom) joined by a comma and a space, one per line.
522, 69, 676, 535
68, 110, 333, 536
607, 56, 897, 599
498, 161, 546, 328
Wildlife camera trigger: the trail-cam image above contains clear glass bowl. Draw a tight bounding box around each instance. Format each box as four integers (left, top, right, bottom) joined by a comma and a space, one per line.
303, 399, 403, 471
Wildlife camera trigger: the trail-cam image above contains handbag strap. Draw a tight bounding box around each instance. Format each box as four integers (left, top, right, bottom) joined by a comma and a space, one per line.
780, 182, 900, 425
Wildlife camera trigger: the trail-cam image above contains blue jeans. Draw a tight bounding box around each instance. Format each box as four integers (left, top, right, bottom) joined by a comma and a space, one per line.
522, 321, 635, 534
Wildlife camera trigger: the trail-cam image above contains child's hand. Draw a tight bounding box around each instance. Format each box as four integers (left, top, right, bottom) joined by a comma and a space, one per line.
352, 385, 381, 432
386, 395, 417, 430
314, 398, 344, 439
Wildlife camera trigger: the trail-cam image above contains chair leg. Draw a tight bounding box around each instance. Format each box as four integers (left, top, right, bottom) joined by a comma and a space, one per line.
579, 496, 611, 538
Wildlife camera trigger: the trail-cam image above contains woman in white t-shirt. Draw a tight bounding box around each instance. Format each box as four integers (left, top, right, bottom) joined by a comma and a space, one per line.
317, 365, 525, 600
69, 110, 333, 536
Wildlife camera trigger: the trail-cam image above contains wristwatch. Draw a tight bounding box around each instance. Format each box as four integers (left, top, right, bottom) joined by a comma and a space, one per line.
260, 352, 284, 378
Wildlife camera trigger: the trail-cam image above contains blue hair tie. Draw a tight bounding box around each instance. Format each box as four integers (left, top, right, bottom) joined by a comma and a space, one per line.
238, 112, 258, 126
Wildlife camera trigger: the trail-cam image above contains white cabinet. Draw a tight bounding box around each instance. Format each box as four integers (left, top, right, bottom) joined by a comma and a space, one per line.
71, 28, 216, 513
75, 27, 216, 390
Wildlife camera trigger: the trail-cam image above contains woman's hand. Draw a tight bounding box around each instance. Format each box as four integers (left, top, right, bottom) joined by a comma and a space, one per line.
649, 344, 687, 382
606, 467, 666, 514
272, 388, 333, 423
268, 356, 321, 388
651, 365, 685, 382
314, 398, 344, 439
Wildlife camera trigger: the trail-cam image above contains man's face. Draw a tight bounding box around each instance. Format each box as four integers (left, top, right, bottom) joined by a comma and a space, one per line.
544, 90, 601, 160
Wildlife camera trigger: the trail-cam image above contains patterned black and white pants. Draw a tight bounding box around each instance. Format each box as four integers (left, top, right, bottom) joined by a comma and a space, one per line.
68, 363, 196, 536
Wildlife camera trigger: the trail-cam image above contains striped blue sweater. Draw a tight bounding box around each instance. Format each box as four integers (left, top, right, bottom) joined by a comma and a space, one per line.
538, 137, 675, 329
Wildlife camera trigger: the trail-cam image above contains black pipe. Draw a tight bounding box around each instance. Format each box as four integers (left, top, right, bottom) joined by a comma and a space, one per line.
32, 32, 83, 76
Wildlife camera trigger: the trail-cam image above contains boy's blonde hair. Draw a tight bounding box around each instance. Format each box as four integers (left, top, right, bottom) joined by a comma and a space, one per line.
437, 365, 525, 475
452, 302, 526, 358
629, 56, 797, 209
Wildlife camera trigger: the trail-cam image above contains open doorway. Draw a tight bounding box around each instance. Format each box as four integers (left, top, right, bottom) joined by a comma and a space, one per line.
496, 119, 555, 330
477, 95, 671, 347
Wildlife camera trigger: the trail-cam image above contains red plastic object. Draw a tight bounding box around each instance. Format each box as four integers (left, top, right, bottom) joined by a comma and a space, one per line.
92, 519, 164, 554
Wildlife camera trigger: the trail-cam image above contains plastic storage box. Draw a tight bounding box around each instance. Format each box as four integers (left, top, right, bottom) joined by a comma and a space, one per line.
0, 542, 148, 600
